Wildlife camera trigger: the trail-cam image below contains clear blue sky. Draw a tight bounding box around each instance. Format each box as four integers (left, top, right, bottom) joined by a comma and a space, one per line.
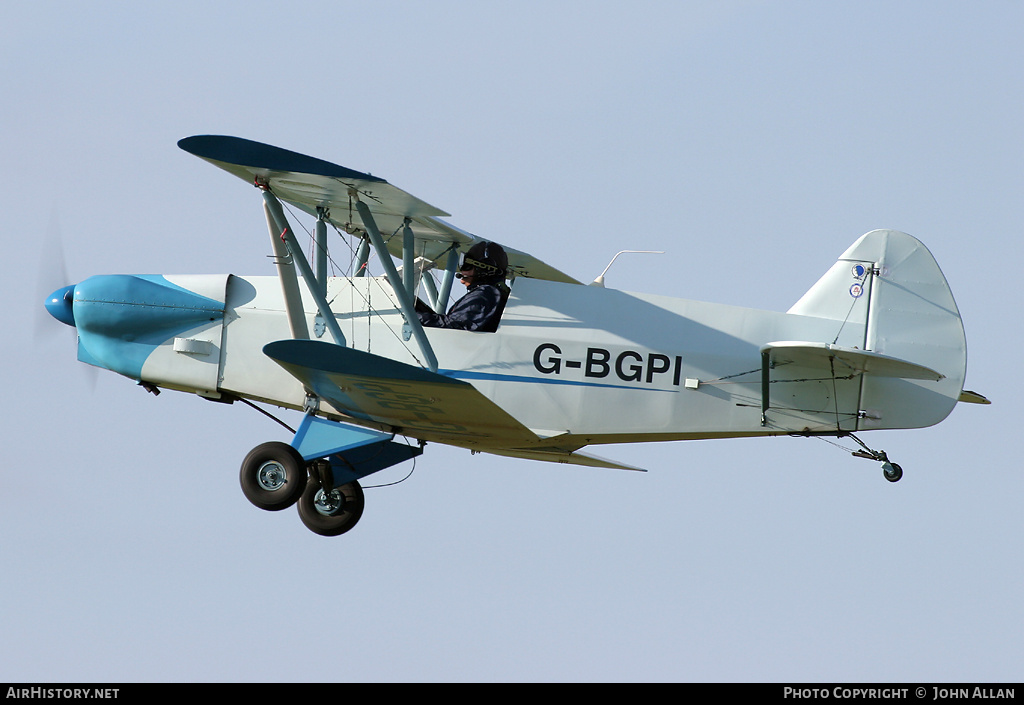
3, 0, 1021, 682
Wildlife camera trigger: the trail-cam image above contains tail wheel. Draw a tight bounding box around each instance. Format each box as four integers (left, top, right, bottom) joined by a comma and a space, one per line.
239, 442, 308, 511
297, 477, 365, 537
882, 462, 904, 483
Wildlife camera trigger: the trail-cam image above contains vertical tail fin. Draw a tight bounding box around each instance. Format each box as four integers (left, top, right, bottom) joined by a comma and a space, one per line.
790, 230, 968, 429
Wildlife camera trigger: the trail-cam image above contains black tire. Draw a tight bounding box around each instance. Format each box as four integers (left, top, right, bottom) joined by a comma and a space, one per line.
883, 462, 903, 483
239, 442, 308, 511
297, 477, 365, 537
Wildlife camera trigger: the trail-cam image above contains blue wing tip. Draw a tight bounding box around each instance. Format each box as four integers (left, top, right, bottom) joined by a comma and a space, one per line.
178, 135, 386, 184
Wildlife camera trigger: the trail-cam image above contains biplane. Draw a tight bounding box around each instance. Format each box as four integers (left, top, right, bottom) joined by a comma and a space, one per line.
43, 136, 988, 536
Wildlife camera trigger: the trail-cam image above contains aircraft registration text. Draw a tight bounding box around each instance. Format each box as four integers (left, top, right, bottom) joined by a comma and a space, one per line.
533, 343, 683, 387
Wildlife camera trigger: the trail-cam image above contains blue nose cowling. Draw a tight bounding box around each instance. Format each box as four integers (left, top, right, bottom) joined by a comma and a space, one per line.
45, 285, 76, 327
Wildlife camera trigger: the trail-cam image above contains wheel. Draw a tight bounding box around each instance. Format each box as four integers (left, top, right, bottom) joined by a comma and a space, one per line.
882, 462, 903, 483
239, 442, 308, 511
297, 477, 365, 537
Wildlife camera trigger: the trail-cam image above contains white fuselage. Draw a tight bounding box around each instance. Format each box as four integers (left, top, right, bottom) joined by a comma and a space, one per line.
128, 267, 959, 454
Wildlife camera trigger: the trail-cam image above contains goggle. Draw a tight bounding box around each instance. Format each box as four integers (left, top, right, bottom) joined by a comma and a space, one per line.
461, 256, 499, 275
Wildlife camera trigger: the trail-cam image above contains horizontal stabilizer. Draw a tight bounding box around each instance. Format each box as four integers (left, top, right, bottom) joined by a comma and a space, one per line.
761, 341, 945, 381
264, 339, 538, 444
958, 390, 991, 405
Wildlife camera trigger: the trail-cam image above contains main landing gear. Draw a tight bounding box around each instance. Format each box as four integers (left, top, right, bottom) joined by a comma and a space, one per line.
237, 414, 422, 537
239, 447, 366, 536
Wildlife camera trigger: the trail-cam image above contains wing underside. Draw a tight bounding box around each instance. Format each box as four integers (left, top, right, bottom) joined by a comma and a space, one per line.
263, 340, 645, 471
264, 339, 539, 444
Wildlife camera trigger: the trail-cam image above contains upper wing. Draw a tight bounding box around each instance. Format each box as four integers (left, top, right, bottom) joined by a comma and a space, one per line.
178, 135, 581, 284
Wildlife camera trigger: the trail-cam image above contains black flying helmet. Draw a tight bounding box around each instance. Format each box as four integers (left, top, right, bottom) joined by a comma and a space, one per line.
461, 241, 508, 281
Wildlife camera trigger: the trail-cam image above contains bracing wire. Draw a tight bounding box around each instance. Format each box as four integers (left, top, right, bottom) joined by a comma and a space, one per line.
277, 201, 427, 367
238, 397, 296, 434
362, 441, 420, 489
831, 266, 873, 345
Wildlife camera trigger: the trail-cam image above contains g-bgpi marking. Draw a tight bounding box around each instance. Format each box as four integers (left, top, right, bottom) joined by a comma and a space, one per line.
533, 343, 683, 387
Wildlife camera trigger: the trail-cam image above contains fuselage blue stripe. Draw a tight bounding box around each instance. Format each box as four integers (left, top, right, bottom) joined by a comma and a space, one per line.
438, 369, 677, 393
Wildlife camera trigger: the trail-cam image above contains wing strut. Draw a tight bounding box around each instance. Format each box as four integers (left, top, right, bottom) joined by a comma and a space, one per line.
436, 247, 459, 313
264, 202, 309, 340
402, 220, 416, 298
353, 196, 439, 373
416, 244, 459, 313
420, 269, 439, 310
354, 237, 370, 277
261, 189, 347, 347
314, 208, 329, 295
761, 350, 770, 426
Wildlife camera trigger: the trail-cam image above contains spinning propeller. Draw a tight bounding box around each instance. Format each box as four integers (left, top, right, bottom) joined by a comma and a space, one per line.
36, 213, 96, 387
36, 212, 73, 332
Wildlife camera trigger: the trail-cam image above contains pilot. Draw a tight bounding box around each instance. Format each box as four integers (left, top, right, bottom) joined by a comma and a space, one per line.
418, 241, 509, 332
